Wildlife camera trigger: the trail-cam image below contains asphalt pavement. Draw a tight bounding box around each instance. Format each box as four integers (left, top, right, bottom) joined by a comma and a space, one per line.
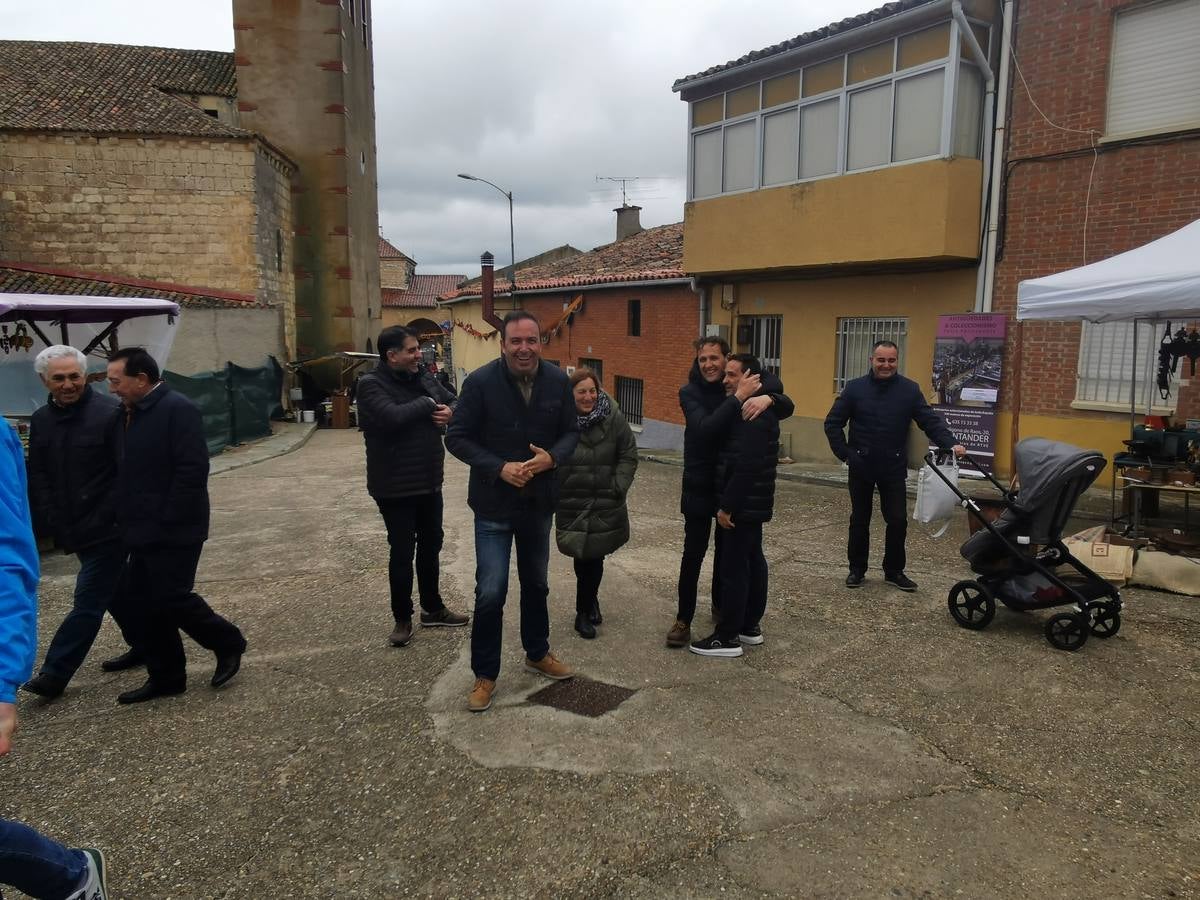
5, 429, 1198, 898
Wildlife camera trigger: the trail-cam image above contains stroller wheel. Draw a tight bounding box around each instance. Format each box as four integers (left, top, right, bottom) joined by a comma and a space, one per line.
1045, 612, 1089, 651
1090, 607, 1121, 639
947, 580, 996, 631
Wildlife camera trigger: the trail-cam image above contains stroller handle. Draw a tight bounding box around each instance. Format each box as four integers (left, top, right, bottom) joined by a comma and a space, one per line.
923, 449, 1013, 499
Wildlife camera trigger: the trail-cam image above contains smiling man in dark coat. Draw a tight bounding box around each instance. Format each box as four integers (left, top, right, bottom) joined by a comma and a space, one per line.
106, 348, 246, 704
21, 345, 140, 700
824, 340, 964, 592
445, 310, 580, 713
357, 325, 468, 648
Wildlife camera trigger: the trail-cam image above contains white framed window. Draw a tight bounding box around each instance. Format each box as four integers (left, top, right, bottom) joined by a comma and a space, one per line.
744, 315, 783, 374
835, 316, 907, 392
1074, 321, 1173, 411
685, 16, 989, 199
1107, 0, 1200, 138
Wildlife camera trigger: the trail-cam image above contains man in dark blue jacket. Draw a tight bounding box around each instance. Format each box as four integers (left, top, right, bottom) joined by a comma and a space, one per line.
446, 311, 579, 713
824, 340, 964, 591
668, 336, 793, 648
21, 345, 139, 699
106, 348, 246, 704
358, 325, 468, 648
690, 354, 780, 658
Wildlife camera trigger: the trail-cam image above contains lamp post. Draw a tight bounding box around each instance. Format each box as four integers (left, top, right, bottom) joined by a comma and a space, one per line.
457, 173, 516, 290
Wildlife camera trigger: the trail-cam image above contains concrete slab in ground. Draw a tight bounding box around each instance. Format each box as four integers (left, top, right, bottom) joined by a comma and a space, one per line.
5, 430, 1198, 898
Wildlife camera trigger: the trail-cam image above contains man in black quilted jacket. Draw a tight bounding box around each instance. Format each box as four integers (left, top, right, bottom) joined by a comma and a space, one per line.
823, 340, 964, 592
358, 326, 468, 648
690, 353, 779, 659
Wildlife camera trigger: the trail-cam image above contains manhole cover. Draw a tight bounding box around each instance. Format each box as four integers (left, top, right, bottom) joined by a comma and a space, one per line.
527, 676, 636, 717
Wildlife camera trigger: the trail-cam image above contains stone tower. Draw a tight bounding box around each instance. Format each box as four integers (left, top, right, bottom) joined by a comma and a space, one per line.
231, 0, 382, 366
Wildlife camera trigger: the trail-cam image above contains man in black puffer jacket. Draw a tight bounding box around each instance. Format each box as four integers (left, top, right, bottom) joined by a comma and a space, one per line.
21, 345, 138, 699
358, 326, 468, 649
667, 336, 793, 649
690, 353, 779, 658
824, 340, 964, 592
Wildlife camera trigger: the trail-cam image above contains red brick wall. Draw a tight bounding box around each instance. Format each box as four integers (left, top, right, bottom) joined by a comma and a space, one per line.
993, 0, 1200, 420
519, 284, 699, 426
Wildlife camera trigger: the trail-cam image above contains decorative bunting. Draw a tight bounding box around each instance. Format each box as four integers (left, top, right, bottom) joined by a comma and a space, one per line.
454, 319, 498, 340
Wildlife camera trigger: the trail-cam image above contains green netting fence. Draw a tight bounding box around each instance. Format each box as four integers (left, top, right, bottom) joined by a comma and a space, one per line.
164, 357, 284, 456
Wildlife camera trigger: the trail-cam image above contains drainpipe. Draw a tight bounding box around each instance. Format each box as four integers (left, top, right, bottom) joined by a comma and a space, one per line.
690, 276, 707, 338
965, 0, 1014, 312
479, 251, 503, 332
952, 0, 997, 313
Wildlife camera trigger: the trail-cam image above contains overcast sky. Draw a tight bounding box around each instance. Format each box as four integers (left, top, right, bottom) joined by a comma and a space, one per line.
4, 0, 879, 275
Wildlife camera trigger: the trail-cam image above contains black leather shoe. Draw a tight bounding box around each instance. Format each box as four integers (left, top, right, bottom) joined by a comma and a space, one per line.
389, 620, 413, 647
22, 673, 66, 699
846, 572, 865, 588
884, 572, 918, 592
117, 680, 186, 705
100, 649, 145, 672
574, 612, 597, 639
211, 650, 243, 688
589, 600, 602, 626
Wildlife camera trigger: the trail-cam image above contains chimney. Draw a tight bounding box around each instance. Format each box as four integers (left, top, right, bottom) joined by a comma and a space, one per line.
614, 204, 643, 241
480, 251, 504, 332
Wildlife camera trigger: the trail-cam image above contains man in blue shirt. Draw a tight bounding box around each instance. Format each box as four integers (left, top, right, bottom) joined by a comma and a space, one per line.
0, 418, 109, 899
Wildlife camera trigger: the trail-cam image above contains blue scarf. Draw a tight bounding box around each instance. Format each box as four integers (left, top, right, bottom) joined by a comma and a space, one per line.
576, 390, 611, 432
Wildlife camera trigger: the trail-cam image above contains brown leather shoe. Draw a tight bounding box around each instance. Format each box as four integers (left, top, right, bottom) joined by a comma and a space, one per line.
665, 619, 691, 648
468, 677, 496, 712
388, 620, 413, 647
524, 651, 574, 680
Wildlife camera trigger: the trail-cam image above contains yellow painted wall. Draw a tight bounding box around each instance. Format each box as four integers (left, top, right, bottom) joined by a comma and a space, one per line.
442, 299, 501, 383
683, 157, 982, 275
711, 268, 978, 464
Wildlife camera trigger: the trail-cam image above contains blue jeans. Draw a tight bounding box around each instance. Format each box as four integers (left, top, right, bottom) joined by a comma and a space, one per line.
0, 818, 87, 899
471, 511, 552, 680
40, 540, 134, 683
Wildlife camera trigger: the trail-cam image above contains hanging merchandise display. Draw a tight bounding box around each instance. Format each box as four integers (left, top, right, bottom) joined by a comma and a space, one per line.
0, 323, 34, 354
1157, 322, 1200, 400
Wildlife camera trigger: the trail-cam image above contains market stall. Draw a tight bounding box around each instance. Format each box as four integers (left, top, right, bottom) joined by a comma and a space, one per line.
287, 351, 376, 428
0, 294, 180, 420
1016, 220, 1200, 587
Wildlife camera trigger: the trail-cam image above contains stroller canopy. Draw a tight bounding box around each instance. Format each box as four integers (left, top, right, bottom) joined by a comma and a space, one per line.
1010, 438, 1107, 518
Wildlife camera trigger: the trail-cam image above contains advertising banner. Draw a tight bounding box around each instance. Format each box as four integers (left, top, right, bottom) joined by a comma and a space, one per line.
931, 314, 1006, 474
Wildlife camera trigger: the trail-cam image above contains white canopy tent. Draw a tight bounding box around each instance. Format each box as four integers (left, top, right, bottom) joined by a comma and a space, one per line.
0, 294, 179, 416
1017, 219, 1200, 323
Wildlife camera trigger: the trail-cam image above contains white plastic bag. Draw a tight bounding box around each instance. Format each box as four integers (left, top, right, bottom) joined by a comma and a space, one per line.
914, 457, 960, 537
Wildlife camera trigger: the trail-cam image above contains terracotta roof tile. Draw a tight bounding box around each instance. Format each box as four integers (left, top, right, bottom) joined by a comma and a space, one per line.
0, 262, 263, 309
0, 41, 247, 137
378, 236, 414, 261
673, 0, 939, 90
439, 223, 683, 301
383, 274, 465, 309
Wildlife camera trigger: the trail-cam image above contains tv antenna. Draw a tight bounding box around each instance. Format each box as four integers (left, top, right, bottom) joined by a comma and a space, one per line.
595, 175, 645, 208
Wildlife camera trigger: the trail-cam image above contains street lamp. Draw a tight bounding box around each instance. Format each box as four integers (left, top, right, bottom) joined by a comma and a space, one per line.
457, 173, 516, 290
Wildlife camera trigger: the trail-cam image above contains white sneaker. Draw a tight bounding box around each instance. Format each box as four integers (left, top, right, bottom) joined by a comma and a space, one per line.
65, 848, 107, 900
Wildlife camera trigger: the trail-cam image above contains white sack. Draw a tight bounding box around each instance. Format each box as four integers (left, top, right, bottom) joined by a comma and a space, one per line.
914, 457, 960, 537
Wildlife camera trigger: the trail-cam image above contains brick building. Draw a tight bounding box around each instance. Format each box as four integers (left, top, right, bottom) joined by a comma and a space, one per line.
993, 0, 1200, 457
439, 217, 699, 449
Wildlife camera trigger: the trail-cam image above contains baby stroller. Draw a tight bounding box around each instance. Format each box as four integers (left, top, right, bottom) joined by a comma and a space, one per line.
926, 437, 1123, 652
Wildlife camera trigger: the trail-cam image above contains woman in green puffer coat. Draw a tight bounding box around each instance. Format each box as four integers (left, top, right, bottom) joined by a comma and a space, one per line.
556, 368, 639, 639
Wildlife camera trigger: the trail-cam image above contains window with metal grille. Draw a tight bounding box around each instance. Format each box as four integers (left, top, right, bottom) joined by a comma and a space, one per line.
743, 315, 782, 375
1075, 321, 1171, 410
614, 376, 644, 426
578, 357, 603, 387
628, 298, 641, 336
835, 317, 907, 392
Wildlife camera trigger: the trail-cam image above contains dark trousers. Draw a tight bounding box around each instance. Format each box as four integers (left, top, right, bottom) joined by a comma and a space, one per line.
471, 510, 552, 681
847, 467, 909, 576
40, 540, 137, 682
573, 557, 604, 614
124, 543, 246, 686
376, 493, 445, 623
717, 520, 767, 641
677, 513, 723, 624
0, 818, 88, 899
